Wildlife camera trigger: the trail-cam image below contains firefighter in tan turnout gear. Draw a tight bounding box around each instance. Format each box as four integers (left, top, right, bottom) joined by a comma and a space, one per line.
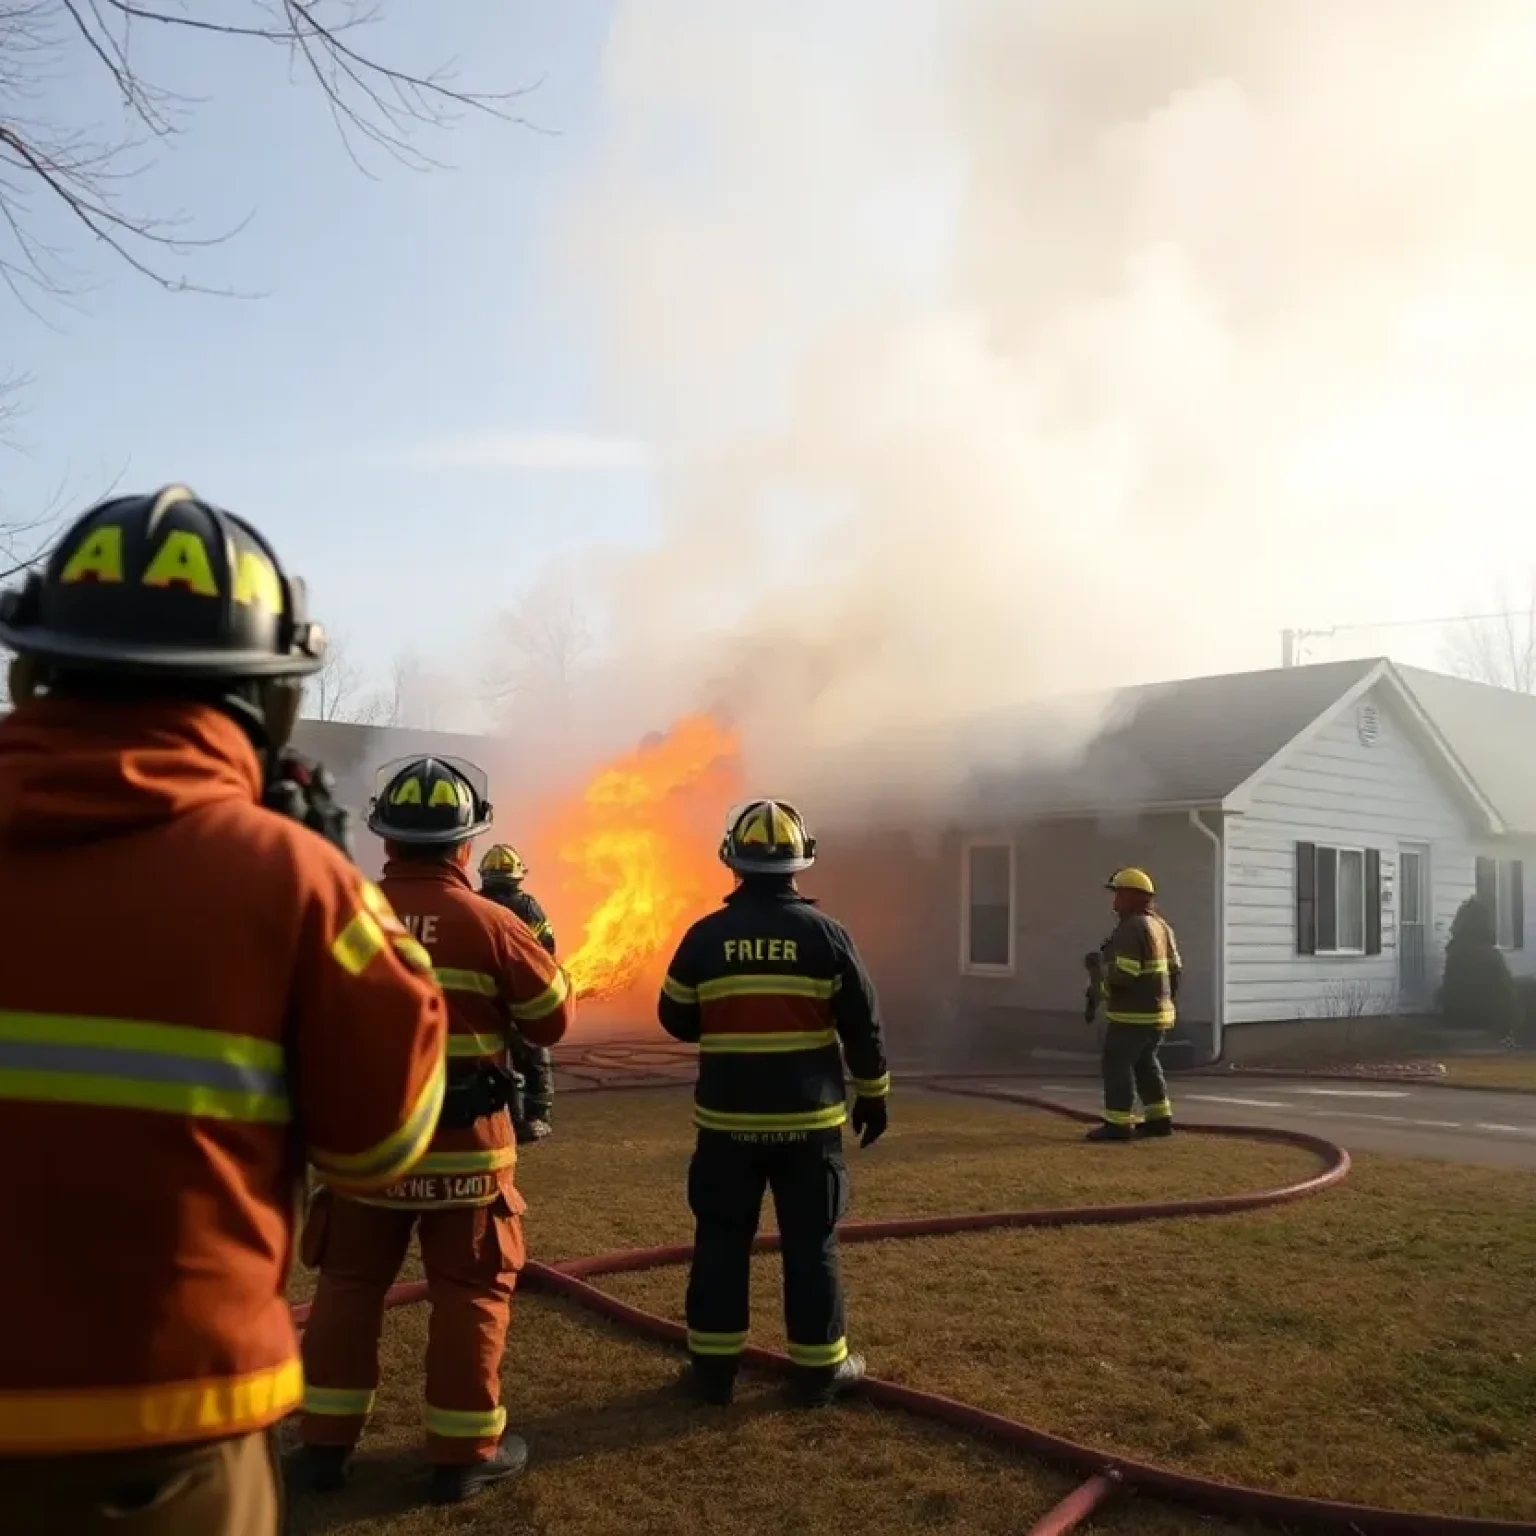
1086, 867, 1181, 1142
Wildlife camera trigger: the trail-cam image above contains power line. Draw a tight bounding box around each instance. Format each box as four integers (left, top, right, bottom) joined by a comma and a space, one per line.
1281, 608, 1536, 666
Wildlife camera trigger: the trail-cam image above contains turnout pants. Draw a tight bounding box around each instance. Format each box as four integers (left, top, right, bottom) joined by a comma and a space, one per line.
685, 1128, 850, 1378
0, 1430, 281, 1536
1100, 1022, 1173, 1126
299, 1187, 524, 1465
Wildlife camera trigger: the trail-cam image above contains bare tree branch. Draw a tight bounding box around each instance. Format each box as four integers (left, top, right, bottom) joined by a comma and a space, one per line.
0, 1, 551, 301
1442, 578, 1536, 693
481, 584, 593, 727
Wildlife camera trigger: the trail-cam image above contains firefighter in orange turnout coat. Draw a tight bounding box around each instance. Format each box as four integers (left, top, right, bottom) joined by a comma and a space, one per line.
296, 756, 574, 1504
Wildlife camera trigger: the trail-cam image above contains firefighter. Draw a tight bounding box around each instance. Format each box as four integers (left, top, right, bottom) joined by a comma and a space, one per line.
0, 487, 448, 1536
478, 843, 557, 1143
1087, 867, 1181, 1142
295, 757, 574, 1504
658, 799, 891, 1409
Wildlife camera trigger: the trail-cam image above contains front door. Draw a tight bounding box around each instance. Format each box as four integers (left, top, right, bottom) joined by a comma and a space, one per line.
1398, 845, 1430, 1007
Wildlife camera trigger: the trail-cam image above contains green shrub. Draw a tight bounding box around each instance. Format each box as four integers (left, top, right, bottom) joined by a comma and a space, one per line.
1440, 897, 1520, 1039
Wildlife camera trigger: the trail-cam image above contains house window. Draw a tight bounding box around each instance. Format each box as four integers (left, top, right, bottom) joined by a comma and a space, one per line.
1475, 857, 1525, 950
1296, 842, 1382, 957
962, 842, 1014, 973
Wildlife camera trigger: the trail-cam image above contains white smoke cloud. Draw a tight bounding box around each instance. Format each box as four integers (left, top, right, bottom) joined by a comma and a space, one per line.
540, 0, 1536, 819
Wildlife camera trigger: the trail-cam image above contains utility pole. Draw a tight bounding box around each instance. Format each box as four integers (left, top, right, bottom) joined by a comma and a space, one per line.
1281, 628, 1296, 668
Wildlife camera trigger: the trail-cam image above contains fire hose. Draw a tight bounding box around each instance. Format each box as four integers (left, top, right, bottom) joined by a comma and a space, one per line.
290, 1068, 1536, 1536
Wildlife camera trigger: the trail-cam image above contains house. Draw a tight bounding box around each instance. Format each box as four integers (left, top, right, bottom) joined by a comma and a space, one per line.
809, 657, 1536, 1069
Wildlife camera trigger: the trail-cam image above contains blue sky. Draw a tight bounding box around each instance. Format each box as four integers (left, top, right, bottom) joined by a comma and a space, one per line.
3, 2, 647, 685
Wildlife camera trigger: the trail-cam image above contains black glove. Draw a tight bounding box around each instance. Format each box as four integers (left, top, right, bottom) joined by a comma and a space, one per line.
514, 1117, 553, 1145
263, 751, 353, 860
849, 1095, 888, 1149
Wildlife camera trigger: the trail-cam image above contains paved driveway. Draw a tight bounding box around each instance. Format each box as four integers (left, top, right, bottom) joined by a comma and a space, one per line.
947, 1075, 1536, 1170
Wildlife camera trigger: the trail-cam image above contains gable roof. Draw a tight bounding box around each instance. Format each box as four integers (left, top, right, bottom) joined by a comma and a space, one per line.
966, 656, 1506, 830
967, 657, 1381, 818
1394, 665, 1536, 835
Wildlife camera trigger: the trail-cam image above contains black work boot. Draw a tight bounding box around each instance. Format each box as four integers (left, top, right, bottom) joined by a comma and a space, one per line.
285, 1444, 351, 1494
679, 1359, 736, 1406
1084, 1121, 1135, 1142
1136, 1118, 1174, 1138
789, 1352, 866, 1408
428, 1432, 529, 1505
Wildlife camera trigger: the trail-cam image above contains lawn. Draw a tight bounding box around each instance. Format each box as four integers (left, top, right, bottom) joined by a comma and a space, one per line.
1439, 1054, 1536, 1092
284, 1088, 1535, 1533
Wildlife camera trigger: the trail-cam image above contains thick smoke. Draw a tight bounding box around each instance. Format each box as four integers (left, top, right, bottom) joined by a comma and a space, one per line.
548, 0, 1536, 823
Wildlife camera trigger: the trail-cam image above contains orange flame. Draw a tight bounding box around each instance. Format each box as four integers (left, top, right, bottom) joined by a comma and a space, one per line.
534, 715, 743, 1001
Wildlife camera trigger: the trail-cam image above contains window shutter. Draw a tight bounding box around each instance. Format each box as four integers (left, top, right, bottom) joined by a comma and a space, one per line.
1365, 848, 1382, 955
1475, 856, 1497, 914
1514, 861, 1526, 950
1296, 842, 1316, 955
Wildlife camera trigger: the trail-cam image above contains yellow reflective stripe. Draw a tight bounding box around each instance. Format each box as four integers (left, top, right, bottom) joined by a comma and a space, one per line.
850, 1072, 891, 1098
310, 1054, 445, 1190
1112, 955, 1141, 976
662, 974, 698, 1006
413, 1145, 516, 1175
509, 967, 570, 1023
1103, 1108, 1137, 1126
331, 910, 386, 976
393, 936, 433, 974
698, 1029, 837, 1054
433, 968, 499, 997
303, 1384, 376, 1417
1104, 1011, 1175, 1026
0, 1359, 302, 1453
694, 1103, 848, 1133
1143, 1099, 1173, 1120
687, 1329, 748, 1356
423, 1402, 507, 1439
446, 1030, 507, 1058
787, 1337, 849, 1369
1141, 958, 1170, 975
532, 920, 552, 939
0, 1010, 289, 1124
696, 975, 838, 1002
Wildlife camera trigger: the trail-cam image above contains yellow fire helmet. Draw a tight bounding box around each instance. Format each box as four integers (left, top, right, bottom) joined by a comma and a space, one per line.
1106, 867, 1156, 895
480, 843, 528, 881
720, 798, 817, 875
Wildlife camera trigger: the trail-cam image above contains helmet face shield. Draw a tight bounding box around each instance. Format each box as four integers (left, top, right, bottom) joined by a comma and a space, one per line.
367, 755, 493, 845
720, 797, 816, 875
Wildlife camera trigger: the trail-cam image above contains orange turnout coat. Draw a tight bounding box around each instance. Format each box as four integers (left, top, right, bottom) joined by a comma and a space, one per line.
0, 699, 447, 1456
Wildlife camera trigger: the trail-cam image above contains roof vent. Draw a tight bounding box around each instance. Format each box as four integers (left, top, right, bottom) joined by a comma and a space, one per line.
1356, 702, 1381, 747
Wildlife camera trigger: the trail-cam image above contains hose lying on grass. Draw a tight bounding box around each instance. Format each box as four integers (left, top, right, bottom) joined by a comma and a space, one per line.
290, 1067, 1536, 1536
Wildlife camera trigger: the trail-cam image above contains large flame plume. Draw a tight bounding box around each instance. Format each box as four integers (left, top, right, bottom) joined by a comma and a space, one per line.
532, 715, 743, 1003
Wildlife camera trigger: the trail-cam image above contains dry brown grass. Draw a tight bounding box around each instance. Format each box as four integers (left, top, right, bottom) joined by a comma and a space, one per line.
285, 1087, 1535, 1534
1439, 1055, 1536, 1092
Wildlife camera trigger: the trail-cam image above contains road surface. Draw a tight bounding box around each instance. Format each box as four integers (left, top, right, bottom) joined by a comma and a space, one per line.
943, 1075, 1536, 1170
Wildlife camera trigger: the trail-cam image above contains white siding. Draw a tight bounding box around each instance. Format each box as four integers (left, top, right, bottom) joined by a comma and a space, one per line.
1225, 684, 1482, 1023
1466, 836, 1536, 976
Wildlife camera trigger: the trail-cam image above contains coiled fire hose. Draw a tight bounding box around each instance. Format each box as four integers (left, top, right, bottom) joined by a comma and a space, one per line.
290, 1058, 1536, 1536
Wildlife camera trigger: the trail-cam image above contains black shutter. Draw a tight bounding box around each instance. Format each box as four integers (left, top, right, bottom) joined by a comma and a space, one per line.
1476, 856, 1497, 914
1365, 848, 1382, 955
1514, 861, 1525, 950
1296, 842, 1316, 955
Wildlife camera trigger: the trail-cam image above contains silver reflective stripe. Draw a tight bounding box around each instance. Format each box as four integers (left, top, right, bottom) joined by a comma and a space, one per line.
0, 1040, 284, 1097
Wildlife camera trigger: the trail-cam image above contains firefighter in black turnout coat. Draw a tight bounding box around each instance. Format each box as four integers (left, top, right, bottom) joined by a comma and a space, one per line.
478, 843, 557, 1143
658, 799, 891, 1408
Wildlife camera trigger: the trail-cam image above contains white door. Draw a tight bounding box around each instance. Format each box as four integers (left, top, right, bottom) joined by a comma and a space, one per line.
1398, 845, 1430, 1006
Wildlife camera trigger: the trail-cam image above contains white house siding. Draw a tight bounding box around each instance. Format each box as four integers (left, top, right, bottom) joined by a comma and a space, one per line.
1225, 685, 1482, 1023
953, 812, 1216, 1026
1465, 835, 1536, 977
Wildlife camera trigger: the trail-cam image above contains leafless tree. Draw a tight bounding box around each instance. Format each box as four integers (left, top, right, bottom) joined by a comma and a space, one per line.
358, 648, 459, 730
301, 630, 369, 721
0, 2, 545, 310
482, 582, 593, 730
1442, 577, 1536, 693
